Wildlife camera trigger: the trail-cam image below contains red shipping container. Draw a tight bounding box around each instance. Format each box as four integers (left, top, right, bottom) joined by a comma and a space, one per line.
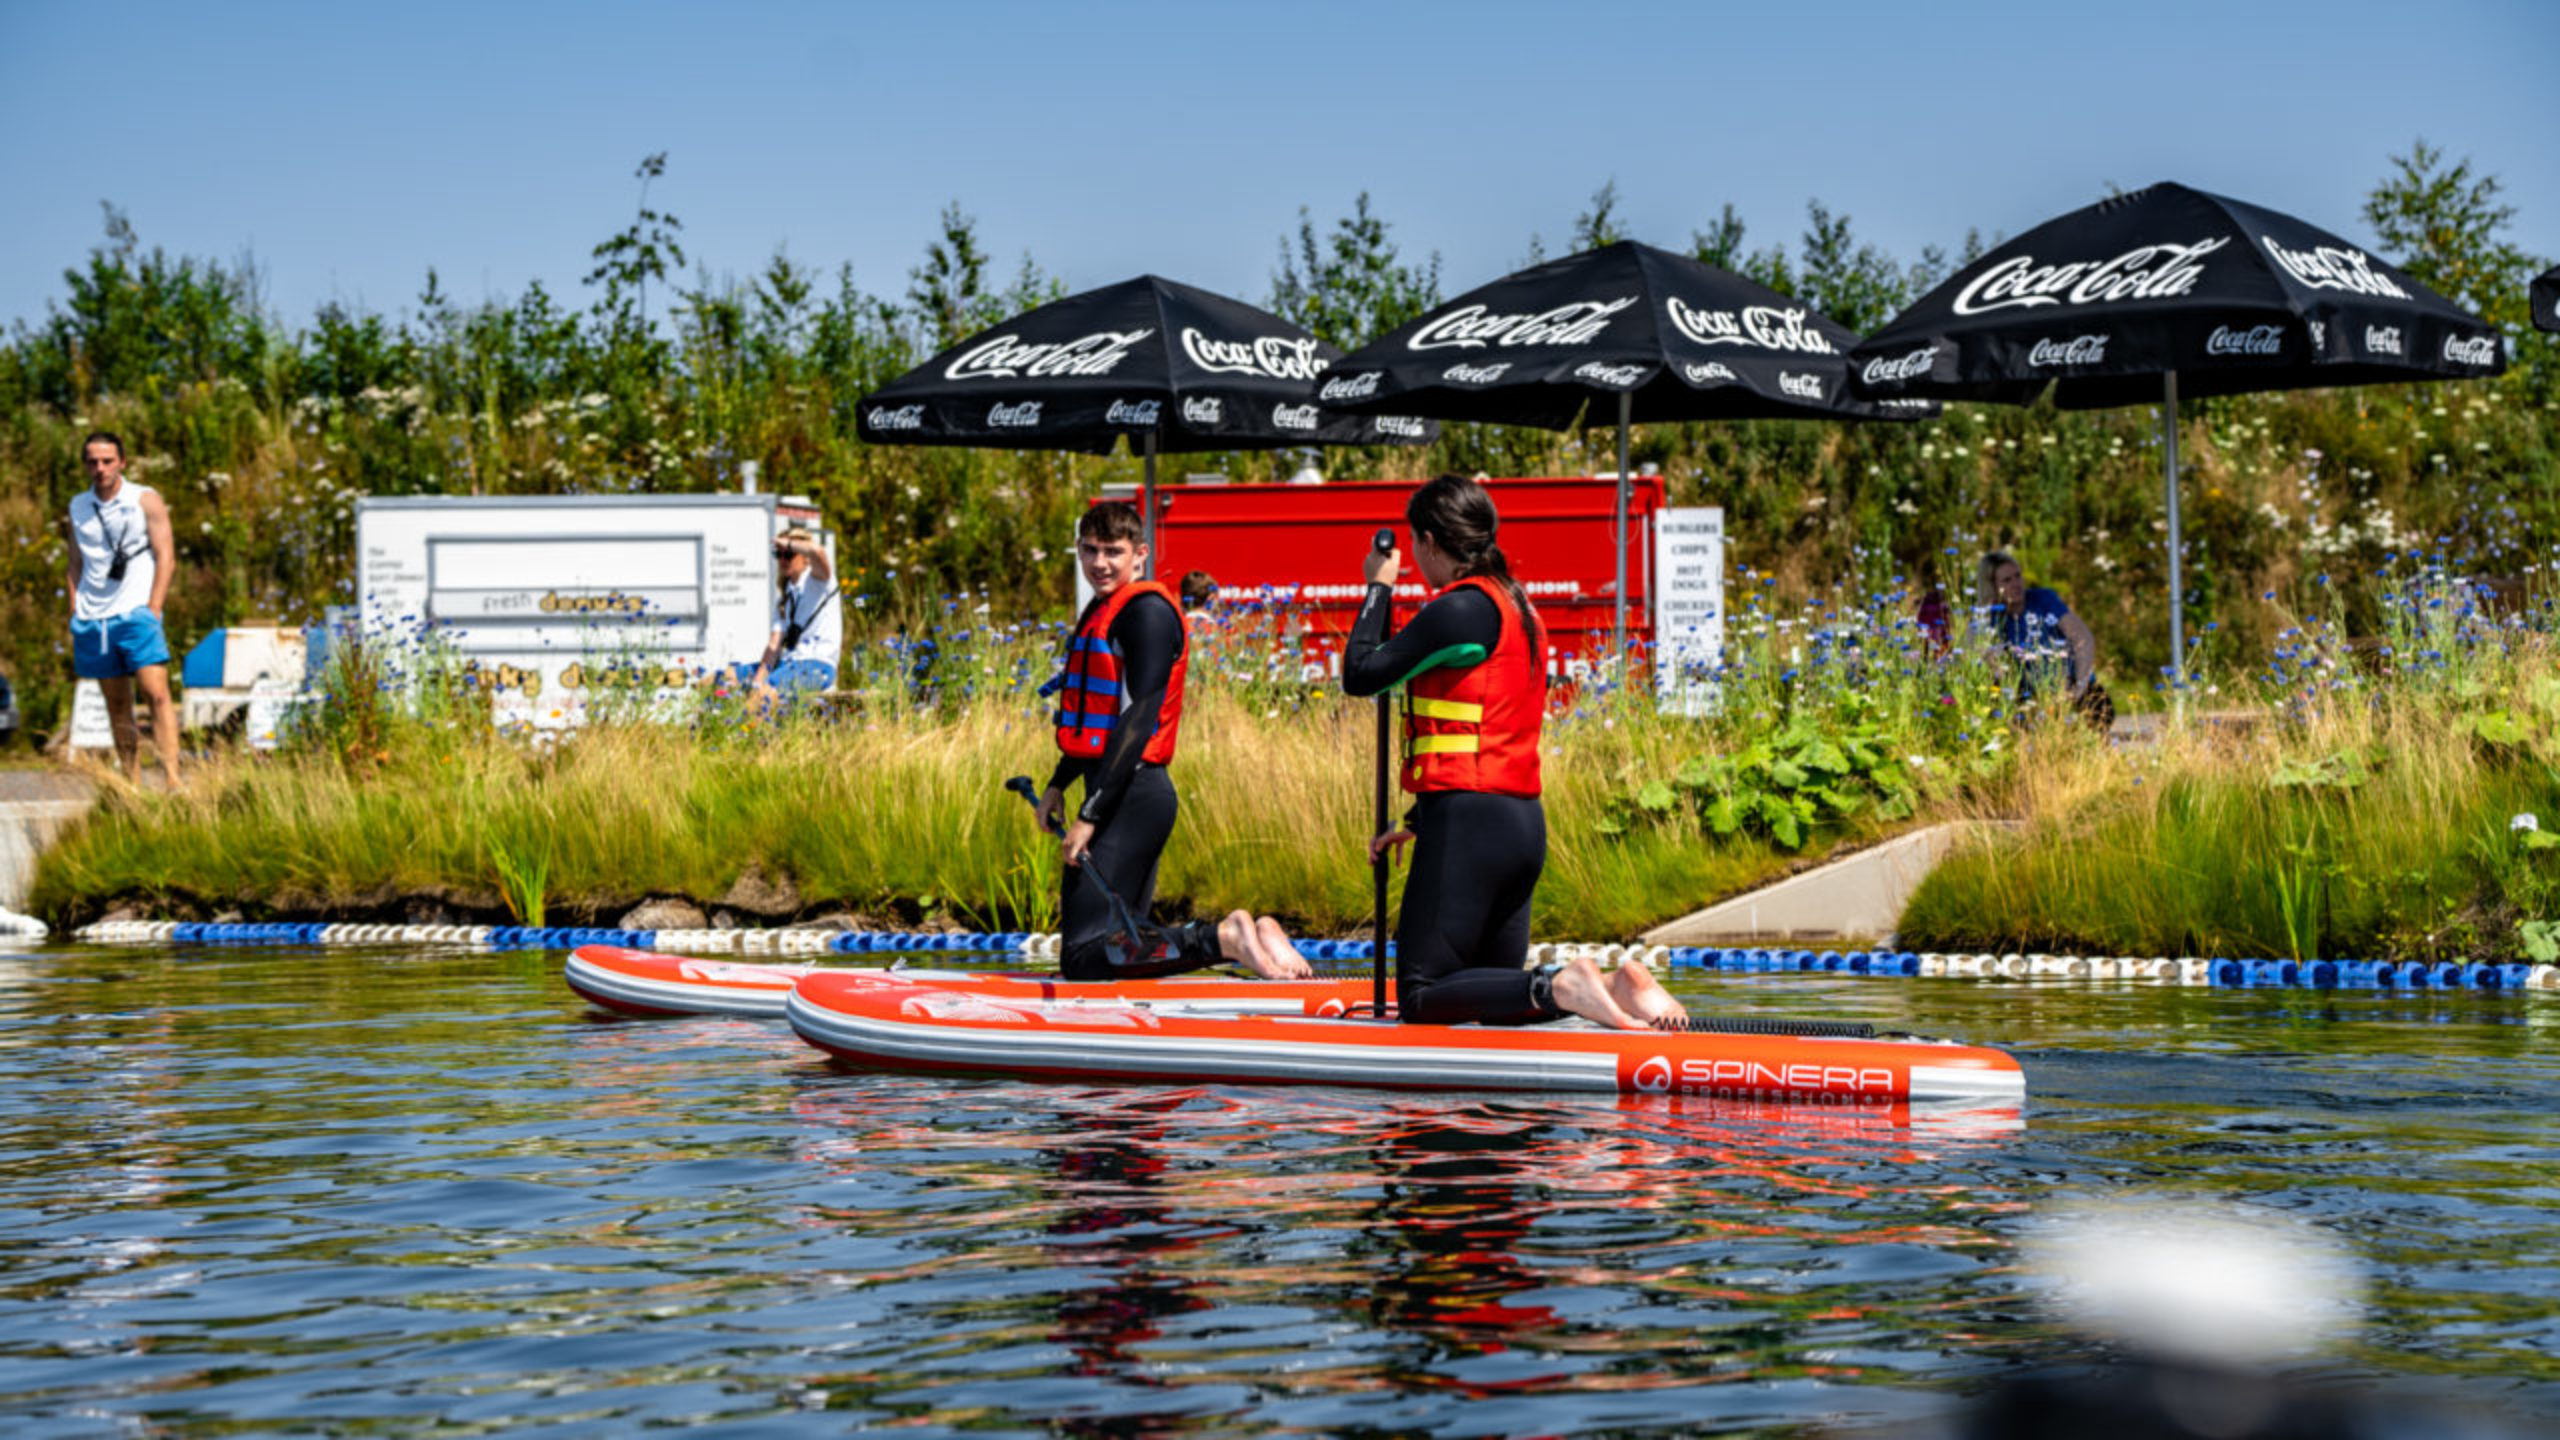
1091, 476, 1666, 676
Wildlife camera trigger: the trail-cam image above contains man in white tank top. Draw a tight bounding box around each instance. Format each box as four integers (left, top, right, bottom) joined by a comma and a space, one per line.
67, 432, 180, 786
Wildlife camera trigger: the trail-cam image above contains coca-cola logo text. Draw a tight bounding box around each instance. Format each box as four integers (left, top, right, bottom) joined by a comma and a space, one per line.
1408, 297, 1636, 351
1574, 361, 1648, 388
2027, 334, 2110, 367
1181, 396, 1223, 425
1952, 238, 2227, 316
2442, 334, 2499, 366
1666, 298, 1838, 354
986, 401, 1042, 428
1181, 327, 1327, 381
2262, 237, 2412, 300
867, 404, 926, 431
1860, 345, 1939, 385
946, 328, 1154, 381
1777, 371, 1823, 400
2364, 325, 2403, 357
1683, 361, 1738, 384
1270, 403, 1320, 430
1105, 399, 1163, 426
1318, 371, 1384, 401
2204, 324, 2283, 357
1372, 415, 1429, 439
1441, 362, 1513, 385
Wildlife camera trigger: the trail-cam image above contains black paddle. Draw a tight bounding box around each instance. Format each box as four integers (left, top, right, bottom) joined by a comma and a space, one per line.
1004, 774, 1157, 972
1368, 526, 1395, 1023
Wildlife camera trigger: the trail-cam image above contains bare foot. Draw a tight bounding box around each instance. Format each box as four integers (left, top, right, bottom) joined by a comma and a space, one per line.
1252, 917, 1312, 979
1609, 959, 1688, 1027
1216, 911, 1260, 969
1548, 957, 1651, 1031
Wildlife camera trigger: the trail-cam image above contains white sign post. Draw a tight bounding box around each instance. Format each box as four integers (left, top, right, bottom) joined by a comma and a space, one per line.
67, 679, 115, 751
1651, 506, 1725, 715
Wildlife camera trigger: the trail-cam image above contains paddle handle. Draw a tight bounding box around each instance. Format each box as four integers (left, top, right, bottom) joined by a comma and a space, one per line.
1370, 527, 1395, 1021
1004, 774, 1064, 835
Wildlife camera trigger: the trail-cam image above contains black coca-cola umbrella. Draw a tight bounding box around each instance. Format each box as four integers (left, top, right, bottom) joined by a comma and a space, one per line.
1317, 240, 1930, 653
1848, 181, 2506, 689
858, 275, 1435, 563
2533, 265, 2559, 334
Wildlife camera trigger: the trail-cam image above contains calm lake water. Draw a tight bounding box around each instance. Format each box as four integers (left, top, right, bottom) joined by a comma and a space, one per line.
2, 941, 2555, 1438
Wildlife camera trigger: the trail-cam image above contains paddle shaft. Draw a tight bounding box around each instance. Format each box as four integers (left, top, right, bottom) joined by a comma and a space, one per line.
1370, 527, 1395, 1020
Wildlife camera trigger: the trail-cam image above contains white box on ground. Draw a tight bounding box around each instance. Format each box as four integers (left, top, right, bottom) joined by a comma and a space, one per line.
1651, 506, 1724, 715
356, 495, 782, 727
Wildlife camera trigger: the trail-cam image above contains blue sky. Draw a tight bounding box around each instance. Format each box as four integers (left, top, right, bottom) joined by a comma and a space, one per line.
2, 0, 2553, 332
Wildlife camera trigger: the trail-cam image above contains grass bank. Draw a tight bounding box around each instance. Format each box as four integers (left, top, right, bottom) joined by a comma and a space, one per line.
28, 685, 1888, 940
33, 576, 2020, 937
1902, 568, 2560, 963
42, 559, 2560, 962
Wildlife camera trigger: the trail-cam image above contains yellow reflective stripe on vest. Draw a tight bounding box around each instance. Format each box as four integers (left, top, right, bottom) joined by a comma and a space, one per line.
1407, 697, 1483, 722
1410, 734, 1481, 756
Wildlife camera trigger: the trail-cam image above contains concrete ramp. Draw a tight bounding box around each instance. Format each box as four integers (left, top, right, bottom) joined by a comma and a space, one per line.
1640, 821, 2008, 946
1, 772, 97, 913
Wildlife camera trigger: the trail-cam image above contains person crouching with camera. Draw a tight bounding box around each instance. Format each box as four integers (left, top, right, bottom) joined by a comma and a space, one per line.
67, 432, 180, 788
749, 525, 839, 714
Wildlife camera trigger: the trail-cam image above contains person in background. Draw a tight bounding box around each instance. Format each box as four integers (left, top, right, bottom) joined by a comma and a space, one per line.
1979, 550, 2111, 727
1036, 502, 1309, 981
1178, 570, 1218, 630
750, 525, 839, 710
66, 432, 180, 787
1344, 474, 1686, 1031
1914, 560, 1951, 656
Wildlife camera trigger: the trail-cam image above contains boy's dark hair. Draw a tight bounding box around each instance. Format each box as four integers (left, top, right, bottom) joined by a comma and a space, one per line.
1078, 500, 1146, 546
1179, 570, 1216, 608
82, 430, 126, 461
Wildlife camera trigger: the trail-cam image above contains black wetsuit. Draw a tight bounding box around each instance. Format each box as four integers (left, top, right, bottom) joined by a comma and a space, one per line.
1343, 582, 1554, 1026
1047, 590, 1222, 981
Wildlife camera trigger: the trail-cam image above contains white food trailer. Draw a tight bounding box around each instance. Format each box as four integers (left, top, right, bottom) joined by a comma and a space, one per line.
354, 495, 817, 727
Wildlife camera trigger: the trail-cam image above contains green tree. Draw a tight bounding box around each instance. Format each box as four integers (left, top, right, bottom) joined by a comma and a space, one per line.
2363, 140, 2538, 323
2365, 139, 2552, 395
1573, 179, 1628, 251
1794, 200, 1918, 333
1269, 192, 1442, 349
584, 152, 687, 332
1689, 202, 1794, 293
906, 202, 993, 350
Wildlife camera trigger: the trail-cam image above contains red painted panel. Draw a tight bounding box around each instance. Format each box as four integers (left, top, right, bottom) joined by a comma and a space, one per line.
1106, 477, 1662, 665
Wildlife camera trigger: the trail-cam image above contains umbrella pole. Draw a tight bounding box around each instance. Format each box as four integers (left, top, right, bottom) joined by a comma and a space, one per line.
2162, 371, 2183, 711
1613, 391, 1632, 665
1142, 427, 1158, 580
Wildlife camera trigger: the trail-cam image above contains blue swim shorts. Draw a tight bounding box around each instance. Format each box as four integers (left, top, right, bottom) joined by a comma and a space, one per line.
768, 659, 835, 695
71, 610, 172, 680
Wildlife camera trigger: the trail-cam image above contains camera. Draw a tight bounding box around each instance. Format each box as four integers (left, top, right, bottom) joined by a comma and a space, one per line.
106, 550, 130, 583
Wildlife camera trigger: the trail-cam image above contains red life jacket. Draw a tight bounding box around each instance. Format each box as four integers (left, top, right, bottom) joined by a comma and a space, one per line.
1402, 576, 1543, 797
1053, 580, 1187, 763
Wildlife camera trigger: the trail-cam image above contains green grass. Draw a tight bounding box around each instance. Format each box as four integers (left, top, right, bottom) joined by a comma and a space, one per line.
1900, 587, 2560, 963
28, 683, 1845, 939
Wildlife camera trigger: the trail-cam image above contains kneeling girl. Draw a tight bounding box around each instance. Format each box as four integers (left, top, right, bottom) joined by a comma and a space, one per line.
1342, 475, 1685, 1031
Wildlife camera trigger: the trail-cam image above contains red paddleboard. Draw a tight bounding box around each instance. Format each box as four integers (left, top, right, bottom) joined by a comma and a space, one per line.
785, 973, 2026, 1107
565, 944, 1380, 1020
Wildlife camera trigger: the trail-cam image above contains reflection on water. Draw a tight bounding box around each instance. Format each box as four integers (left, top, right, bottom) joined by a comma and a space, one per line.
0, 945, 2553, 1435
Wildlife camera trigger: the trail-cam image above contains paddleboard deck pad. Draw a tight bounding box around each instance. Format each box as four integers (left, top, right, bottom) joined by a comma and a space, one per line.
786, 972, 2025, 1106
565, 945, 1386, 1020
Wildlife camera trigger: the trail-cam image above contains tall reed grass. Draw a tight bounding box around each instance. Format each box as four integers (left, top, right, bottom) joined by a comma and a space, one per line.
37, 558, 2560, 961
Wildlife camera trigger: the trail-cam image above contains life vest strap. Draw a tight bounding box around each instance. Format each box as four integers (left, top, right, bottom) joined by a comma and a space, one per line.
1407, 696, 1483, 723
1410, 735, 1481, 756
